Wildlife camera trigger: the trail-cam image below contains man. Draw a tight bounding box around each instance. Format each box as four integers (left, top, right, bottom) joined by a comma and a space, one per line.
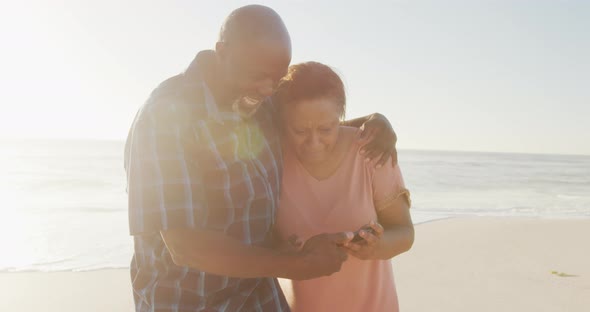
125, 5, 397, 311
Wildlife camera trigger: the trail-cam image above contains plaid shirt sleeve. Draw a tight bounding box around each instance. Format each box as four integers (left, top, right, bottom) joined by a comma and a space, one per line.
125, 95, 207, 235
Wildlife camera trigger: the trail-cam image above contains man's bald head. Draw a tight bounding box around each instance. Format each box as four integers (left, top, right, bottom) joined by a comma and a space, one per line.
211, 5, 292, 112
219, 5, 290, 46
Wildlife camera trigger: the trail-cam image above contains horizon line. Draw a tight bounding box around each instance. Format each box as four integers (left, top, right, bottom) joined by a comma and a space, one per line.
1, 136, 588, 158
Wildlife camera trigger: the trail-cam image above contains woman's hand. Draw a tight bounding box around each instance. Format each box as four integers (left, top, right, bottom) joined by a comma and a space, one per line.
343, 221, 385, 260
358, 113, 397, 168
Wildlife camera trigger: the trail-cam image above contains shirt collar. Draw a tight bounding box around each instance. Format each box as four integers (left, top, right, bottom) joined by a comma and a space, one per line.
201, 80, 240, 125
183, 50, 237, 124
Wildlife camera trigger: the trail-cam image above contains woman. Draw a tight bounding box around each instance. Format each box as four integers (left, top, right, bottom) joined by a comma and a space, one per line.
274, 62, 414, 312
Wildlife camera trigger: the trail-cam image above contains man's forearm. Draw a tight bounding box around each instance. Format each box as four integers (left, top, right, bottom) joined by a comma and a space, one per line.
161, 228, 301, 279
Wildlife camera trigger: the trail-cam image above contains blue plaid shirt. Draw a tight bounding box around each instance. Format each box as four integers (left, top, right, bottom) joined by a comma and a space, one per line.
124, 51, 288, 311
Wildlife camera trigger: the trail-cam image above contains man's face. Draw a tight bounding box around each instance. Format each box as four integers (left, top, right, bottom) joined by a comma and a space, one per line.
219, 39, 291, 111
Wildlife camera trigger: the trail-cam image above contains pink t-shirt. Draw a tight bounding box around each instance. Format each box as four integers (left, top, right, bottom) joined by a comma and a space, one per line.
276, 127, 410, 312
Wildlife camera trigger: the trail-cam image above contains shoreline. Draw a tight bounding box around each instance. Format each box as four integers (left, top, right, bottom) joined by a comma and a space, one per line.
2, 217, 589, 312
3, 215, 587, 273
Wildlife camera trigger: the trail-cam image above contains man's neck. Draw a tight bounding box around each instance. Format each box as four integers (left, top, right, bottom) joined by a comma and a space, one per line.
201, 59, 238, 111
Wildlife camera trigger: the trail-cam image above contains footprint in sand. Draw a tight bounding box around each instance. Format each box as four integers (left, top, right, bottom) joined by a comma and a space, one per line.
551, 270, 578, 277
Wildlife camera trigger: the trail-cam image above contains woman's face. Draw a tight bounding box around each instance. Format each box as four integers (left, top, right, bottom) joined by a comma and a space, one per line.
283, 97, 342, 165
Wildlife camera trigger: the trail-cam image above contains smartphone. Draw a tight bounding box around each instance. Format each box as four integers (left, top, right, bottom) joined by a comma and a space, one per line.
350, 227, 376, 244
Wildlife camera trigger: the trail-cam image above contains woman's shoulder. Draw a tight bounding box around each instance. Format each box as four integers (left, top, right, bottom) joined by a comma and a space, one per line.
337, 126, 366, 164
338, 126, 361, 145
338, 126, 397, 175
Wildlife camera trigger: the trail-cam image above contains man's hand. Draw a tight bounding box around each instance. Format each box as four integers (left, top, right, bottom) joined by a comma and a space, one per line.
357, 113, 397, 168
287, 232, 353, 280
276, 234, 303, 254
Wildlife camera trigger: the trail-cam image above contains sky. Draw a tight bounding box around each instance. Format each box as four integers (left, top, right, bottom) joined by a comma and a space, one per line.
0, 0, 588, 155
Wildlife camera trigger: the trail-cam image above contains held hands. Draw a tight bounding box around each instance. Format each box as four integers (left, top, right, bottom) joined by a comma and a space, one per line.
357, 113, 398, 168
288, 232, 353, 280
342, 221, 385, 260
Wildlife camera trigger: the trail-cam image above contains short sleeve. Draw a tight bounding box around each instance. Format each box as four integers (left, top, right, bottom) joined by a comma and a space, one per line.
125, 102, 207, 235
372, 163, 411, 212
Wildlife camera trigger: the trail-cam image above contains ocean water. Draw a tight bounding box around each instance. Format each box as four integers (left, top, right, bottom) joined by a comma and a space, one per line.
1, 139, 589, 272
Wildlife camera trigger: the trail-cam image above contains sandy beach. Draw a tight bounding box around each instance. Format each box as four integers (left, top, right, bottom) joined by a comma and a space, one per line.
0, 269, 135, 312
393, 217, 590, 312
2, 217, 588, 311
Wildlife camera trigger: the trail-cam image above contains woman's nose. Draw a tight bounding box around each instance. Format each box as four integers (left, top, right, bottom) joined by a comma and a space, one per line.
305, 132, 321, 147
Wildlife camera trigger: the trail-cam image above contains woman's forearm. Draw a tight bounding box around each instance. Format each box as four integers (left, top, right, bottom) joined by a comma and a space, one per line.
375, 224, 414, 260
